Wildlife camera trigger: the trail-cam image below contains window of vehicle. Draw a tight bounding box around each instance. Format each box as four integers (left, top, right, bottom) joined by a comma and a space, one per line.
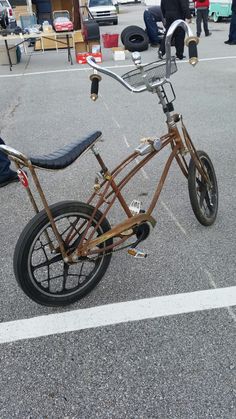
89, 0, 114, 7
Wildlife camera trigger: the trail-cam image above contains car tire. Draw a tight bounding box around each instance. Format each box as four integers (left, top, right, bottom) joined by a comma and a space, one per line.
121, 25, 145, 44
122, 27, 149, 52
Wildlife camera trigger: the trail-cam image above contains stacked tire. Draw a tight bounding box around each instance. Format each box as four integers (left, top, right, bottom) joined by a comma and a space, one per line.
121, 25, 149, 52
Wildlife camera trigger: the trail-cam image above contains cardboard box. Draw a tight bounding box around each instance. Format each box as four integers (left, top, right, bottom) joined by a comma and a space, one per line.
91, 52, 102, 63
76, 52, 88, 64
112, 47, 126, 61
73, 31, 84, 43
91, 44, 101, 53
76, 52, 102, 64
87, 40, 100, 53
75, 41, 87, 54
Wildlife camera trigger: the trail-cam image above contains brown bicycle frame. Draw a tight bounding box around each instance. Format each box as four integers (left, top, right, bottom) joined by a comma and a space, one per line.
64, 118, 209, 259
6, 115, 210, 262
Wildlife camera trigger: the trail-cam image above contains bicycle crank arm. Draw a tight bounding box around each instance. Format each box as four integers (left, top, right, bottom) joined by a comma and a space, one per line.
76, 213, 156, 257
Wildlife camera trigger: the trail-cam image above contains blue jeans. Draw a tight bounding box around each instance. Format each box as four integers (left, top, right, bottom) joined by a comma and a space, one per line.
228, 11, 236, 42
0, 138, 15, 180
143, 10, 163, 44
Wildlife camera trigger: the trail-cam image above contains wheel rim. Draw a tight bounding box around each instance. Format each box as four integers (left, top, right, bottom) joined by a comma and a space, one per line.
194, 156, 217, 220
213, 13, 218, 22
27, 211, 107, 299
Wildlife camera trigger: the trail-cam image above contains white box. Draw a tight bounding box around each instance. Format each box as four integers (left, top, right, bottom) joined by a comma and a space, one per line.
113, 50, 125, 61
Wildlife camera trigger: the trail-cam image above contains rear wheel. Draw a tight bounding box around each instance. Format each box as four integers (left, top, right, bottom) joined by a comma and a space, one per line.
14, 201, 113, 306
188, 151, 218, 226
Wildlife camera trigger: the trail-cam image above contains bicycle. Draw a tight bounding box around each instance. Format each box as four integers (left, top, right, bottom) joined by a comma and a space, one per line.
0, 20, 218, 307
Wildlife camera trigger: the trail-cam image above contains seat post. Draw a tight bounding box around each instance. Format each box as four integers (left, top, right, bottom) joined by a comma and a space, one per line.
91, 145, 133, 217
91, 145, 108, 174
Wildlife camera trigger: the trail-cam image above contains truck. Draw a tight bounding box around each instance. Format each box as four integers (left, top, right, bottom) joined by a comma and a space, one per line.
88, 0, 118, 25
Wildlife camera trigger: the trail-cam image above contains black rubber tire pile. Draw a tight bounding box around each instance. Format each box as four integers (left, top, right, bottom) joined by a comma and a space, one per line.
121, 25, 149, 52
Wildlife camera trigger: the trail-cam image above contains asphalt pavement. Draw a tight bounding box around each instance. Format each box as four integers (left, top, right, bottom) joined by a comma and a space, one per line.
0, 4, 235, 418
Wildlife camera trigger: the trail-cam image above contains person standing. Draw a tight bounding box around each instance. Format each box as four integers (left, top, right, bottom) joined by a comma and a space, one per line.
159, 0, 192, 60
143, 6, 166, 47
0, 138, 19, 188
194, 0, 212, 38
224, 0, 236, 45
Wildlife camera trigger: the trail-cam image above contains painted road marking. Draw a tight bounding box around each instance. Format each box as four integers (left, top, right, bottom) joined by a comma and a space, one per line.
0, 56, 236, 78
161, 200, 187, 236
0, 286, 235, 344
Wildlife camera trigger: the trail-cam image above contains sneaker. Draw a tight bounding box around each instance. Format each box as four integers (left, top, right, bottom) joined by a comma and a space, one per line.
224, 40, 231, 44
205, 32, 212, 37
228, 41, 236, 45
150, 43, 160, 48
158, 50, 164, 60
0, 171, 19, 188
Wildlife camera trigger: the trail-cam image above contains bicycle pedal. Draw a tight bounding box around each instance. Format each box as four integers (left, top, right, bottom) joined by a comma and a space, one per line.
127, 247, 147, 258
129, 199, 141, 215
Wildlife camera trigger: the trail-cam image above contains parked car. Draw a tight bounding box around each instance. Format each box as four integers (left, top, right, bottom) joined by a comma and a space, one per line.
0, 3, 8, 28
118, 0, 140, 3
52, 10, 73, 32
88, 0, 118, 25
189, 0, 195, 16
0, 0, 15, 25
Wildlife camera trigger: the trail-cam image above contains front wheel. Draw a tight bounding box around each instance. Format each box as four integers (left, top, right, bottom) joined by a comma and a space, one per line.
14, 201, 113, 306
188, 151, 218, 226
213, 12, 218, 22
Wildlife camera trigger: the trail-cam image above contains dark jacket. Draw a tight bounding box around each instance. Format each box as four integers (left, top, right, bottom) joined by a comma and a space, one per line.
161, 0, 191, 20
148, 6, 165, 24
232, 0, 236, 14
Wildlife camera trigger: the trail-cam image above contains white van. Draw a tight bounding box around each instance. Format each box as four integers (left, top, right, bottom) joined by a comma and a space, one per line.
88, 0, 118, 25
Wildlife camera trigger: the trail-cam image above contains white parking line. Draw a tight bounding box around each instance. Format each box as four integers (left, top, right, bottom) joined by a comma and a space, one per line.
0, 286, 235, 344
161, 200, 187, 236
0, 56, 236, 78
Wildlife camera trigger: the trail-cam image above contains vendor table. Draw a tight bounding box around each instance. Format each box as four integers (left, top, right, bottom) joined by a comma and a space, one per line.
0, 31, 74, 71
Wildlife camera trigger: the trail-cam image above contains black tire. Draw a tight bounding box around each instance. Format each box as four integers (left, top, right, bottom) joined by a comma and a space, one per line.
121, 25, 144, 44
113, 19, 118, 25
188, 151, 218, 226
123, 29, 149, 52
14, 201, 113, 306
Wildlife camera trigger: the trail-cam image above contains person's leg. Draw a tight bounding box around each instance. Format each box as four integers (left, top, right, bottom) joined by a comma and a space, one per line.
156, 25, 165, 44
143, 9, 160, 45
0, 137, 18, 187
159, 19, 172, 57
196, 9, 202, 37
202, 9, 210, 35
229, 12, 236, 43
0, 137, 11, 178
175, 26, 185, 59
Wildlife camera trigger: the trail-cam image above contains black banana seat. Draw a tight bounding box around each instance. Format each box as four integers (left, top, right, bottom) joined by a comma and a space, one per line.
29, 131, 102, 170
